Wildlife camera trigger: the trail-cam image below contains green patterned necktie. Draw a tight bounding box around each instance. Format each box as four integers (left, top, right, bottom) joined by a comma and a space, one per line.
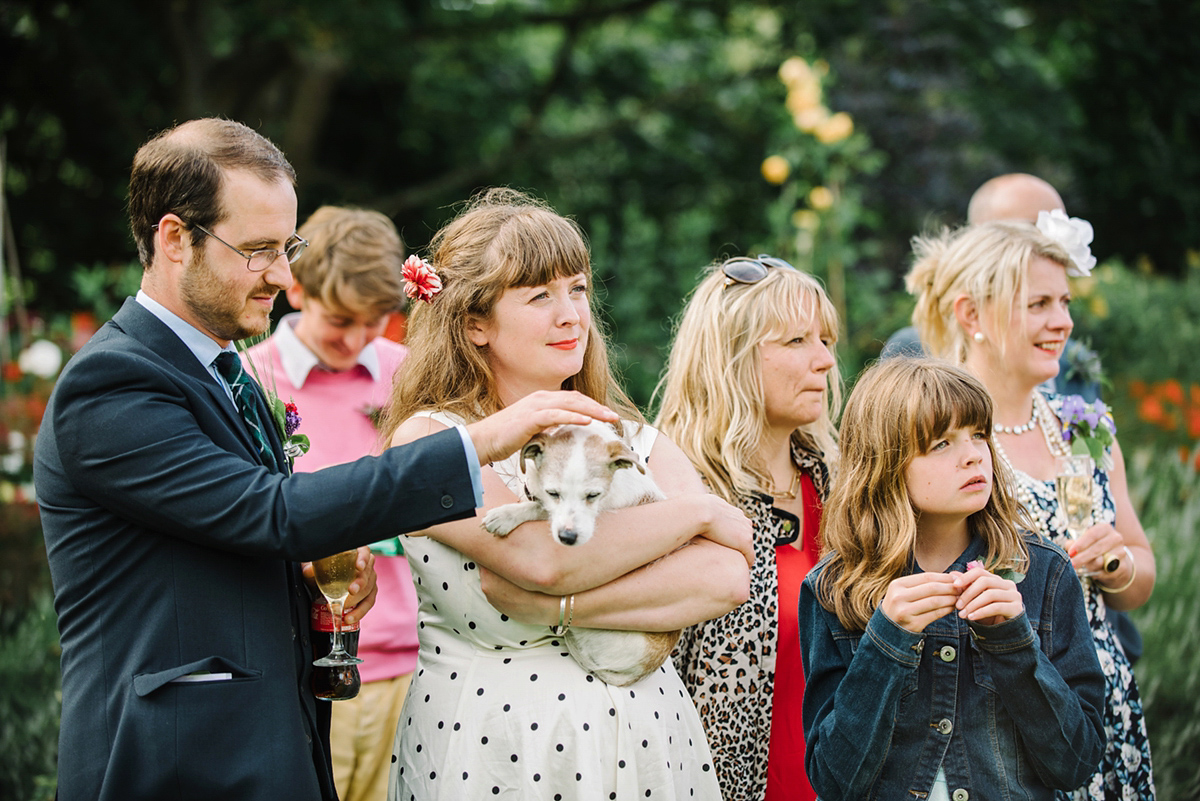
213, 352, 279, 472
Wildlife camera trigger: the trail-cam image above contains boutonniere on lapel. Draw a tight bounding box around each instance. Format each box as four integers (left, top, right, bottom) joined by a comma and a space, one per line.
360, 403, 385, 430
240, 345, 311, 466
273, 398, 311, 462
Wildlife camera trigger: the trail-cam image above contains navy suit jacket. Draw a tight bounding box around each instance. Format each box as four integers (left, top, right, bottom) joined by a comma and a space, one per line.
34, 299, 477, 801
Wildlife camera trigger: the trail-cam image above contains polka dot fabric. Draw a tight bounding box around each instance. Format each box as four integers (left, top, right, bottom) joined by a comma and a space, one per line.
388, 414, 720, 801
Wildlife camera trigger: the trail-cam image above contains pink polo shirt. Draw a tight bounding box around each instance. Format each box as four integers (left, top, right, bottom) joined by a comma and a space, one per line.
243, 316, 418, 682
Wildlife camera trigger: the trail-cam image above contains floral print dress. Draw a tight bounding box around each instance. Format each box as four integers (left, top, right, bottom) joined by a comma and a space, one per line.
995, 392, 1154, 800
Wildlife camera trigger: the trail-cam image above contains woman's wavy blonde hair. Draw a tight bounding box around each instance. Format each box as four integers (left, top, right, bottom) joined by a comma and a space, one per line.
815, 358, 1030, 631
906, 221, 1073, 363
382, 188, 640, 436
653, 260, 841, 504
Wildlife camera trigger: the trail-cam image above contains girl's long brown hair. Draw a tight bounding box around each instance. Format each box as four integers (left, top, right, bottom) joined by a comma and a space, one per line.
816, 358, 1030, 631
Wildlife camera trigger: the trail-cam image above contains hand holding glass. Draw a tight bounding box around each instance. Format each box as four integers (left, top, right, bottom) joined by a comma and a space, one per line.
1055, 455, 1098, 577
312, 549, 363, 667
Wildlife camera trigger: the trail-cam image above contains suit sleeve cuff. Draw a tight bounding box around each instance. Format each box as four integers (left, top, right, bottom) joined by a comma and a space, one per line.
452, 424, 485, 507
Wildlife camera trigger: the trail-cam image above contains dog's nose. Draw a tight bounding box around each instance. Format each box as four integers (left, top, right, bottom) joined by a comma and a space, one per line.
558, 529, 579, 546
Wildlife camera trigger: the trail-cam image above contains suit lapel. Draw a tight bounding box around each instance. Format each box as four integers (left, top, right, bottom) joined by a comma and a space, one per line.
112, 299, 280, 471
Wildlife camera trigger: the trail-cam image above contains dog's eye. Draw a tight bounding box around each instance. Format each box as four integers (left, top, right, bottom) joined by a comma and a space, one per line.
586, 492, 601, 503
546, 490, 560, 499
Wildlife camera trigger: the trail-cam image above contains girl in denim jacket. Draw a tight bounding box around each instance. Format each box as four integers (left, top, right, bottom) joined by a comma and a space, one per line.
799, 359, 1105, 801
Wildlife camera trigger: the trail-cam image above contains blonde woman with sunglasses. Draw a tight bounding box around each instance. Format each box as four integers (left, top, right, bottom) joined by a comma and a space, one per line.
655, 255, 840, 801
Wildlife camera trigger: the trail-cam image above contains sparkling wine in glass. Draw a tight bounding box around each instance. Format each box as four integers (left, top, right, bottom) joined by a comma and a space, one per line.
312, 549, 363, 667
1055, 455, 1095, 575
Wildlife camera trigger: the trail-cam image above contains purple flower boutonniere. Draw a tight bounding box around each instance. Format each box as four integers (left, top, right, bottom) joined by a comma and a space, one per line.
271, 398, 311, 461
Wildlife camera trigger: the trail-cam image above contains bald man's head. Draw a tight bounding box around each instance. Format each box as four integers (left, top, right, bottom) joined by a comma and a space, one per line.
967, 173, 1065, 224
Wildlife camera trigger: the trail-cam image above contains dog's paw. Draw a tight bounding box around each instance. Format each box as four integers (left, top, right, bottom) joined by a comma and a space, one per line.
482, 501, 545, 538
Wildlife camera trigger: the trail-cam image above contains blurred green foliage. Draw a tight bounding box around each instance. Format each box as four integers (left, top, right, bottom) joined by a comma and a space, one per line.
1128, 447, 1200, 801
0, 592, 59, 801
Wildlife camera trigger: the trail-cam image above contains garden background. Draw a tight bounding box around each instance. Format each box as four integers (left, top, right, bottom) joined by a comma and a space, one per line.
2, 1, 1199, 799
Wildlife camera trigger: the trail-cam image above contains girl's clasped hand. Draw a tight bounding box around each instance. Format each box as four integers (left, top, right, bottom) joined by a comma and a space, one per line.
882, 564, 1023, 633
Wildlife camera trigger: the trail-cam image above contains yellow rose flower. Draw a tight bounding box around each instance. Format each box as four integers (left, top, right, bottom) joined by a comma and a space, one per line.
793, 106, 829, 132
778, 57, 812, 87
792, 210, 820, 230
786, 81, 823, 114
814, 111, 854, 144
761, 155, 791, 185
808, 186, 834, 210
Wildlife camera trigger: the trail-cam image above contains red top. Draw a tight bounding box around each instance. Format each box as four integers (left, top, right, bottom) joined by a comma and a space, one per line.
765, 470, 821, 801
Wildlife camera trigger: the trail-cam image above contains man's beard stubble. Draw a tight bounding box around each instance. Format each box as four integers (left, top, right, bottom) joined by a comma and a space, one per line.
180, 249, 277, 342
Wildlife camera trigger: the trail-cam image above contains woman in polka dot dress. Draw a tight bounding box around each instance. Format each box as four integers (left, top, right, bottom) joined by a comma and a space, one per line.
381, 189, 753, 801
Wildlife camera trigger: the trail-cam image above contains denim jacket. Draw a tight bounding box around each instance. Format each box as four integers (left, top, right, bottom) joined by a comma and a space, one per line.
799, 534, 1105, 801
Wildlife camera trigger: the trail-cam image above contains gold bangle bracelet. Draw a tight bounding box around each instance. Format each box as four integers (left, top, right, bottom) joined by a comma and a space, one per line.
1098, 549, 1137, 594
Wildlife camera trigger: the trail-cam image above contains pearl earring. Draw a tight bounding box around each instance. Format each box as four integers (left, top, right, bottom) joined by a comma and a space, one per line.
972, 331, 984, 343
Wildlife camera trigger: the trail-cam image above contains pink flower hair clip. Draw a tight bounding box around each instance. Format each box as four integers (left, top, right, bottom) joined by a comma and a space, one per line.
402, 255, 443, 304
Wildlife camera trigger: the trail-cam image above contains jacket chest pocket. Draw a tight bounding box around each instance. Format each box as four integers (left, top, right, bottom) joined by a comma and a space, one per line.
844, 632, 921, 697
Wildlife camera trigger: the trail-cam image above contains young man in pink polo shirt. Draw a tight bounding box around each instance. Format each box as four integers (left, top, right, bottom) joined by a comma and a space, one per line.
244, 205, 412, 801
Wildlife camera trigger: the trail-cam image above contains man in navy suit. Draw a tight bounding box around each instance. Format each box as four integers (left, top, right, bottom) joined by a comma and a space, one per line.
34, 118, 615, 801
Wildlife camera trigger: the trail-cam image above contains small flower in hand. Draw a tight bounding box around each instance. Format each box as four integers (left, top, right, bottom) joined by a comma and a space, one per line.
966, 559, 1025, 584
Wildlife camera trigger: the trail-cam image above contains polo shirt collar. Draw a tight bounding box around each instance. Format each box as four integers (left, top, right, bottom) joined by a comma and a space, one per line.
274, 312, 381, 388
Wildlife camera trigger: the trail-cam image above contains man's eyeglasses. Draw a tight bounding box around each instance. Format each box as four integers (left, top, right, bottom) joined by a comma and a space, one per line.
186, 221, 307, 272
721, 254, 797, 287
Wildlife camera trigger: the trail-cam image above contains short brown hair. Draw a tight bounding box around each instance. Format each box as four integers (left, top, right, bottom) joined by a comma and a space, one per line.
293, 206, 406, 317
128, 118, 296, 268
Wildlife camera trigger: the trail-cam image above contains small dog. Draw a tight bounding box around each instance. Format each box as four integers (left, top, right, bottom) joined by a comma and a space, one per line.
482, 420, 681, 686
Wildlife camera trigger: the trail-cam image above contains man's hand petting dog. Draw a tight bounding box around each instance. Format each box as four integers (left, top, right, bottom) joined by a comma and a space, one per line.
465, 391, 619, 467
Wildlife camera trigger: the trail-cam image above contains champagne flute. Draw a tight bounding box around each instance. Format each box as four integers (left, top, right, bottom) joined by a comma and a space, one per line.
1055, 455, 1095, 576
312, 549, 364, 667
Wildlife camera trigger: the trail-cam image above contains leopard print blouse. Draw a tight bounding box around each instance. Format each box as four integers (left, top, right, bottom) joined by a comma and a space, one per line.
671, 434, 830, 801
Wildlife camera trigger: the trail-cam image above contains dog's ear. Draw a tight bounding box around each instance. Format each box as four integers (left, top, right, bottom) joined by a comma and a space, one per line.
519, 437, 546, 474
606, 441, 644, 474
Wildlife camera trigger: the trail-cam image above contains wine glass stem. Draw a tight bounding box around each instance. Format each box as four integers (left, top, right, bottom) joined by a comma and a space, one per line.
329, 597, 346, 655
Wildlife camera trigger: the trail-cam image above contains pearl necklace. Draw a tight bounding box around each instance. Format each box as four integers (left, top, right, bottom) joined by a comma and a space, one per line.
992, 393, 1072, 539
993, 397, 1040, 435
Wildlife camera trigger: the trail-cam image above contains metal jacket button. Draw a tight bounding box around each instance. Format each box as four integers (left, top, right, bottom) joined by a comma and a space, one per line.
936, 718, 954, 735
938, 645, 957, 662
952, 789, 969, 801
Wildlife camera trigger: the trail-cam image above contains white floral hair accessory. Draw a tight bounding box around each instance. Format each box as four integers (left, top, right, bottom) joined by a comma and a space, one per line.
1036, 209, 1096, 277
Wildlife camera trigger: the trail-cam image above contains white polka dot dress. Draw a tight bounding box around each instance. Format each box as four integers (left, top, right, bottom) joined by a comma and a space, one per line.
388, 415, 721, 801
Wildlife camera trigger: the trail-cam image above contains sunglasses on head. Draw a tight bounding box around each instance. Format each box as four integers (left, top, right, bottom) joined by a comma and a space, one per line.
720, 254, 798, 286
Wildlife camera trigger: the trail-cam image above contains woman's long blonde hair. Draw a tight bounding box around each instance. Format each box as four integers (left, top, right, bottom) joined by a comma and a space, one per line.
906, 221, 1073, 363
815, 358, 1030, 631
653, 261, 841, 504
382, 188, 640, 437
